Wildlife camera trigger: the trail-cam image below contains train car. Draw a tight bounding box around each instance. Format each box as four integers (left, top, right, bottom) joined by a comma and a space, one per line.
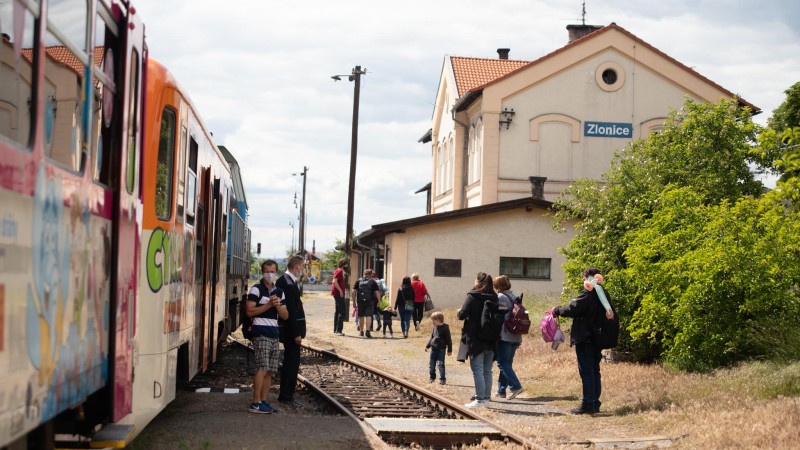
0, 1, 247, 448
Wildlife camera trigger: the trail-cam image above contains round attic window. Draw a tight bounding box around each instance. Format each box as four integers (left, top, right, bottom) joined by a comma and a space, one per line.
596, 62, 625, 92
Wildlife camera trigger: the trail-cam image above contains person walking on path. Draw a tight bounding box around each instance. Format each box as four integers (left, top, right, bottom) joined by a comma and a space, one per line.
425, 311, 452, 384
410, 273, 429, 331
493, 275, 524, 400
552, 267, 613, 415
246, 260, 288, 414
330, 258, 349, 336
353, 269, 381, 338
276, 255, 307, 408
394, 276, 415, 338
457, 272, 499, 408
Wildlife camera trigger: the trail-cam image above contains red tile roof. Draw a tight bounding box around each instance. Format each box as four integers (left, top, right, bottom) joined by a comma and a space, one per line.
21, 46, 106, 78
450, 56, 529, 97
459, 23, 758, 113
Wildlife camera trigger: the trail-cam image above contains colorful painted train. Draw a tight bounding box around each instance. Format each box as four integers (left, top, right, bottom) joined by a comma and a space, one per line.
0, 1, 251, 447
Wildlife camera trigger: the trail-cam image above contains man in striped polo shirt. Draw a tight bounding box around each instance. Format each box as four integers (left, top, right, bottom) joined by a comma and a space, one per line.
246, 259, 288, 414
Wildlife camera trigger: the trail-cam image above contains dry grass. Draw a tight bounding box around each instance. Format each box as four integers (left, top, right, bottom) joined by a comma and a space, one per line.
304, 292, 800, 449
442, 292, 800, 449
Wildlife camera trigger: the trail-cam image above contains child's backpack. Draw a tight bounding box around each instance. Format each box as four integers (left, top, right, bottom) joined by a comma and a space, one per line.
240, 300, 253, 340
540, 309, 559, 343
504, 293, 531, 335
478, 296, 506, 341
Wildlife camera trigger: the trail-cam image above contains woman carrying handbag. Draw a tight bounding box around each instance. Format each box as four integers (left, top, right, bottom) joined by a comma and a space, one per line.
394, 276, 416, 338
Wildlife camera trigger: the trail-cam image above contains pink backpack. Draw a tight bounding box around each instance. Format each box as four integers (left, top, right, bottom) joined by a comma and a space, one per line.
540, 309, 559, 343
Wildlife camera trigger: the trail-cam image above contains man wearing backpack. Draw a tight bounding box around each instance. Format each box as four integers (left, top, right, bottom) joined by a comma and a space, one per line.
246, 260, 288, 414
456, 272, 502, 408
552, 267, 614, 415
353, 269, 381, 338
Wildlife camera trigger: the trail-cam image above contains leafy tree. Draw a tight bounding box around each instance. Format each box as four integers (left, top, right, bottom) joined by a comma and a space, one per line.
320, 239, 347, 271
552, 98, 778, 369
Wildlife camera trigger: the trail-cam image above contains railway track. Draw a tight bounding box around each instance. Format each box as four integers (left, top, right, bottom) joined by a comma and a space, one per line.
298, 344, 542, 449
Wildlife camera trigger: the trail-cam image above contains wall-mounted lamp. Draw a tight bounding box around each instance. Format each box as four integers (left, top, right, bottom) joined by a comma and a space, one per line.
499, 107, 515, 129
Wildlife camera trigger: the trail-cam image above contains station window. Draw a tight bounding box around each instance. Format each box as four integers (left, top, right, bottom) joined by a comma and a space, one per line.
156, 107, 176, 220
499, 257, 551, 280
434, 258, 462, 278
595, 61, 625, 93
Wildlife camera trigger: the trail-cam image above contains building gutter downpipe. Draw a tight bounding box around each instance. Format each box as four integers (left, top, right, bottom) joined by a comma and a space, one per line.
451, 102, 470, 210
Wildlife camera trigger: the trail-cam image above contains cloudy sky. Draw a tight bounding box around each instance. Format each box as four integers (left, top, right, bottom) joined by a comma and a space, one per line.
130, 0, 800, 259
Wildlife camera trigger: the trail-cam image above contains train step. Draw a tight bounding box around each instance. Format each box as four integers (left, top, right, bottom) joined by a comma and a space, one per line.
89, 424, 135, 449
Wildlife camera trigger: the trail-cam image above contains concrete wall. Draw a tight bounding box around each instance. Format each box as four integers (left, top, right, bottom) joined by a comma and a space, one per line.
384, 207, 577, 309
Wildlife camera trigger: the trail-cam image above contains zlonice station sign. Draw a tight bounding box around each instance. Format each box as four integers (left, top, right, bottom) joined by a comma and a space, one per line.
584, 121, 633, 138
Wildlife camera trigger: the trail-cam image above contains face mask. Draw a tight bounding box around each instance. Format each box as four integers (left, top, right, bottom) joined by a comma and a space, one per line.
263, 273, 277, 283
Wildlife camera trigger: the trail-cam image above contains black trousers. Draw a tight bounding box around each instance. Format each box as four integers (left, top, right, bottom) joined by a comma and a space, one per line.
333, 296, 346, 333
279, 337, 301, 401
413, 301, 425, 326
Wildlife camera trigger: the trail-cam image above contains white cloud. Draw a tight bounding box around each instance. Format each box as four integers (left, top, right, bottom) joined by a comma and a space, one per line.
131, 0, 800, 258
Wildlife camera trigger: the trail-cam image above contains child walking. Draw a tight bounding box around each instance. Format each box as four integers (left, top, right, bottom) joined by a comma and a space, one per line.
425, 311, 452, 384
382, 306, 397, 338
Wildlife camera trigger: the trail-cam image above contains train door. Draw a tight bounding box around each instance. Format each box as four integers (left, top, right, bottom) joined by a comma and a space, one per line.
207, 177, 222, 365
197, 168, 210, 371
109, 3, 145, 422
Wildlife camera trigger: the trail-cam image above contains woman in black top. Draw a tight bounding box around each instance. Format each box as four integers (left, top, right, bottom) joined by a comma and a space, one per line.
394, 276, 415, 338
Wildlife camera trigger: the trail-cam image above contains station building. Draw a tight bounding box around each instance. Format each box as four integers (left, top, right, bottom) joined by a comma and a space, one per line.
353, 23, 758, 308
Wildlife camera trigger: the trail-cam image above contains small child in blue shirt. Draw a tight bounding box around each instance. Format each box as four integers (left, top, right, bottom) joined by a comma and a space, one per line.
425, 311, 452, 384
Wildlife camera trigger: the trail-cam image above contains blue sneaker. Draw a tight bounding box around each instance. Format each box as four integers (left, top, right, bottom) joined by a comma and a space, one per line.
248, 402, 272, 414
260, 401, 277, 413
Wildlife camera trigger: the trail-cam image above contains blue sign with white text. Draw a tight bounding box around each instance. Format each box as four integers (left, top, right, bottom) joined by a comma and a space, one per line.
584, 121, 633, 138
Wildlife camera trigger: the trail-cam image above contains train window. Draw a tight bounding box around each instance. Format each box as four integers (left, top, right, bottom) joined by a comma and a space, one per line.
176, 125, 187, 221
0, 5, 35, 148
48, 0, 88, 51
126, 50, 139, 194
91, 8, 116, 186
156, 107, 176, 220
186, 137, 198, 223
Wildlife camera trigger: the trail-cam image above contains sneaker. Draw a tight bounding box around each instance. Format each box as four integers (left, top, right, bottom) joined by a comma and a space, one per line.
249, 402, 272, 414
278, 399, 303, 408
570, 405, 598, 415
506, 387, 525, 400
429, 378, 436, 383
260, 401, 277, 413
415, 324, 420, 331
464, 399, 487, 409
390, 333, 394, 338
335, 331, 345, 336
360, 331, 364, 337
439, 379, 446, 385
365, 330, 372, 338
495, 391, 507, 399
376, 325, 382, 331
403, 332, 408, 338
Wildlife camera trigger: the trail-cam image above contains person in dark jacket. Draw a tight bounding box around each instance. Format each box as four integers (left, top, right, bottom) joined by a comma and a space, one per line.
275, 255, 307, 408
552, 267, 613, 415
456, 272, 499, 408
394, 276, 415, 338
425, 311, 452, 384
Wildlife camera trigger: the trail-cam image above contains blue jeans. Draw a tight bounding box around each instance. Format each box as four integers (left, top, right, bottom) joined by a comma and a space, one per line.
575, 342, 603, 410
429, 348, 446, 380
496, 340, 522, 393
468, 349, 494, 400
399, 308, 412, 333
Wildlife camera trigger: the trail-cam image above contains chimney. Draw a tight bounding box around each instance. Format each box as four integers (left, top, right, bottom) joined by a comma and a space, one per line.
497, 48, 510, 60
566, 24, 603, 43
529, 176, 547, 200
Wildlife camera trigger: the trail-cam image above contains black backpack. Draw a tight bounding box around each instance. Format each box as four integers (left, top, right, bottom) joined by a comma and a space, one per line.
478, 296, 506, 341
592, 291, 619, 349
357, 278, 375, 304
240, 299, 253, 340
